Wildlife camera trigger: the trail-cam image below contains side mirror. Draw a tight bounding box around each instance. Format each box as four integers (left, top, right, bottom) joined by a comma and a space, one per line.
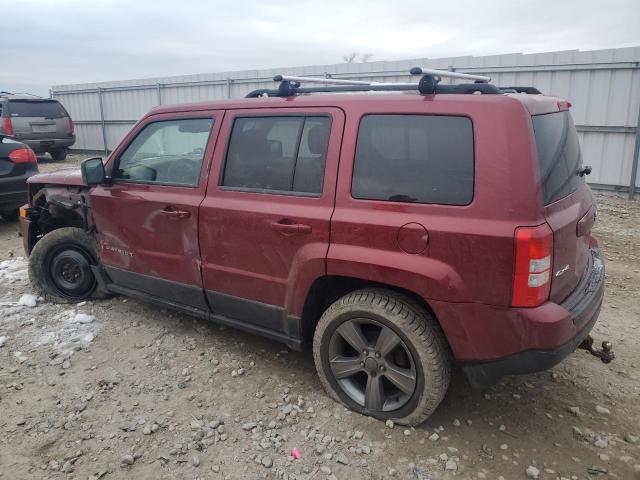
81, 157, 106, 185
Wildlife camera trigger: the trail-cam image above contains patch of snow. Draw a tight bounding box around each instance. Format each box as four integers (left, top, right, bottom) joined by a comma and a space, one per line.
32, 309, 99, 354
14, 351, 28, 363
0, 258, 28, 286
73, 313, 95, 324
18, 294, 37, 307
1, 259, 100, 356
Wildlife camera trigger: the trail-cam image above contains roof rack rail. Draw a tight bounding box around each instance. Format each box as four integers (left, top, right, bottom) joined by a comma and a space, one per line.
499, 86, 542, 94
245, 68, 532, 98
0, 91, 45, 99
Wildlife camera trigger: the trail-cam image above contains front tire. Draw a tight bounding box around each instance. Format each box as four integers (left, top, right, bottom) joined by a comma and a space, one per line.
29, 227, 100, 303
313, 288, 451, 426
50, 149, 68, 161
1, 209, 20, 222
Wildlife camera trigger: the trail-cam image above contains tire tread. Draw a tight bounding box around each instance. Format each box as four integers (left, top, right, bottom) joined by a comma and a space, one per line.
313, 287, 451, 426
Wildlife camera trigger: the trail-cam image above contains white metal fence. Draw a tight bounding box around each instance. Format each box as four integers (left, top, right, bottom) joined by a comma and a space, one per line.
51, 47, 640, 198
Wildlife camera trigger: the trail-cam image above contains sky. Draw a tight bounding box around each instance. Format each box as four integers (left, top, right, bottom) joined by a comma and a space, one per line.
2, 0, 639, 97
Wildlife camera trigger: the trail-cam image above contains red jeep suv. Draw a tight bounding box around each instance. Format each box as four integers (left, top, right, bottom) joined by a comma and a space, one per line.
19, 70, 605, 425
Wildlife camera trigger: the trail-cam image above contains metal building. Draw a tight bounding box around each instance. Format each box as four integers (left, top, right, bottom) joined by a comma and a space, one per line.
51, 47, 640, 198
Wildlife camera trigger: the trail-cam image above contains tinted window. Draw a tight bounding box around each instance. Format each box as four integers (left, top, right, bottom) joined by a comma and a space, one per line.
8, 100, 67, 118
352, 115, 474, 205
222, 116, 331, 195
115, 118, 213, 186
532, 111, 584, 205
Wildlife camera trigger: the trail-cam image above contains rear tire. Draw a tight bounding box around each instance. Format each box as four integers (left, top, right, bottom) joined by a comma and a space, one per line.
1, 209, 20, 222
50, 149, 68, 161
29, 227, 101, 303
313, 288, 451, 426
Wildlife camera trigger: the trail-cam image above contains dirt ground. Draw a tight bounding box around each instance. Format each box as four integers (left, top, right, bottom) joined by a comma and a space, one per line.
0, 153, 638, 480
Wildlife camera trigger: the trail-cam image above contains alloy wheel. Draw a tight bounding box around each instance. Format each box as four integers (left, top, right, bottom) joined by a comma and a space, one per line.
327, 318, 417, 413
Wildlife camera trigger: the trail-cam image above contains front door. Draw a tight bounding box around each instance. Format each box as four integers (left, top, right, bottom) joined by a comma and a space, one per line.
90, 112, 222, 308
199, 107, 344, 336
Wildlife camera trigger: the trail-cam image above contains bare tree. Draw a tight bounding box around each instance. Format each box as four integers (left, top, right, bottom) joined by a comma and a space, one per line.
343, 52, 374, 63
342, 52, 359, 63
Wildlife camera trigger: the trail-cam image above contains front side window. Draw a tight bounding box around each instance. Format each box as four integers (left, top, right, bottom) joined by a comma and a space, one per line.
115, 118, 213, 186
352, 115, 474, 205
222, 116, 331, 195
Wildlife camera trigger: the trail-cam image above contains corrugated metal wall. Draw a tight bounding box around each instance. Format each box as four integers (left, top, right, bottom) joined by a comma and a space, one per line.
52, 47, 640, 197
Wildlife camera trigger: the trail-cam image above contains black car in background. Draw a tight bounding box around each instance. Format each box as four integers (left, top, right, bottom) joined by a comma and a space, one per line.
0, 134, 38, 221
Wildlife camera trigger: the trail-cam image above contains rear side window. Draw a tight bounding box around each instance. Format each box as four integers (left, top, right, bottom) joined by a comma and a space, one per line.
7, 100, 68, 118
222, 116, 331, 195
532, 111, 584, 205
352, 115, 474, 205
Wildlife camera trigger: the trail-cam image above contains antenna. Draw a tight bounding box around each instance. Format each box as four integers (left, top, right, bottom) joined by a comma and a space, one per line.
410, 67, 491, 83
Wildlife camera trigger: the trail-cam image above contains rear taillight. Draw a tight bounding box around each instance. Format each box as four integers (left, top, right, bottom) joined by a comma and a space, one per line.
8, 148, 37, 164
511, 223, 553, 307
1, 117, 13, 135
68, 117, 75, 135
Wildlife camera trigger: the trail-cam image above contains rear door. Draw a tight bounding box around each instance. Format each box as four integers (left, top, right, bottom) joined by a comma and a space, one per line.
7, 100, 71, 140
532, 110, 592, 303
90, 112, 222, 308
199, 107, 344, 334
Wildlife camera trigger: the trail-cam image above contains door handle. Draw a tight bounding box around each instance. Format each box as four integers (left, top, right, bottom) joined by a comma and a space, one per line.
161, 207, 191, 219
271, 219, 312, 235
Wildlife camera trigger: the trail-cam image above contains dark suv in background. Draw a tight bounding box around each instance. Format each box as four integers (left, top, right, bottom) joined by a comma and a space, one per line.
0, 93, 75, 160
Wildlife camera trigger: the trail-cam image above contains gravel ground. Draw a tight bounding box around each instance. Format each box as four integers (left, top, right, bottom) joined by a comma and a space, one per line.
0, 153, 638, 479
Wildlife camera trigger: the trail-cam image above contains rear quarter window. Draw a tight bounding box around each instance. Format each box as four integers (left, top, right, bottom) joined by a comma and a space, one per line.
8, 100, 68, 118
532, 111, 584, 205
351, 114, 474, 205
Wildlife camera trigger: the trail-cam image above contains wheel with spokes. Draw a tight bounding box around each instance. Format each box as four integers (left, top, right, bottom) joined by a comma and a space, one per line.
313, 289, 450, 426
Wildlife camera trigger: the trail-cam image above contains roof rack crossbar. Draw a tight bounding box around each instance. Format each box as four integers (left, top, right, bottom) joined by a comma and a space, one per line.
410, 67, 491, 83
273, 75, 381, 86
246, 68, 535, 98
246, 82, 503, 98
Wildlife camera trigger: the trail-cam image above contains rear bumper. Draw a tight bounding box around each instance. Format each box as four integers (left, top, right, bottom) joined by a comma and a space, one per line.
0, 190, 28, 211
432, 248, 605, 387
0, 173, 32, 211
22, 136, 75, 152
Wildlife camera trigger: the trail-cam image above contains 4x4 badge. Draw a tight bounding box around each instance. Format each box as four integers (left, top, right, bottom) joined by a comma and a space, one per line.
555, 264, 570, 277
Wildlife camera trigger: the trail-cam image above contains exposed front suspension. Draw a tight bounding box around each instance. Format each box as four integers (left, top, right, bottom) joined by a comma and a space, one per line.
579, 335, 615, 364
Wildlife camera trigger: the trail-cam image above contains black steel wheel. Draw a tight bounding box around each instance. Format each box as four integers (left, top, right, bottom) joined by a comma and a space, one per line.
50, 149, 68, 161
29, 227, 102, 303
48, 246, 96, 299
313, 288, 451, 426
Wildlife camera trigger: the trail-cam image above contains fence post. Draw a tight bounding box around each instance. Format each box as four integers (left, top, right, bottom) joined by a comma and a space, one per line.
98, 88, 108, 155
156, 83, 162, 106
630, 102, 640, 200
226, 78, 232, 99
